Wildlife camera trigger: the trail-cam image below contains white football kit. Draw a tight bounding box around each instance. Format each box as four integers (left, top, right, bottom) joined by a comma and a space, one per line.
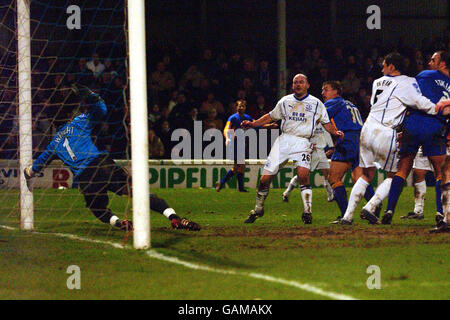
264, 93, 330, 174
413, 147, 433, 171
310, 123, 333, 171
359, 75, 437, 172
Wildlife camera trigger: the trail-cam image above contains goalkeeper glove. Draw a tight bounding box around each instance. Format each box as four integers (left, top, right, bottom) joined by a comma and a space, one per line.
24, 166, 37, 191
70, 84, 101, 104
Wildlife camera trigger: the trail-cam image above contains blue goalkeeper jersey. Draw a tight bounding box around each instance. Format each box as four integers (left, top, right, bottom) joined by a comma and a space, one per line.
325, 97, 363, 132
405, 70, 450, 130
32, 96, 107, 178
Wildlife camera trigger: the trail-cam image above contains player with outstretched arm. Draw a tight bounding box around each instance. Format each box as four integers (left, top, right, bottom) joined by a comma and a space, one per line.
241, 74, 344, 224
24, 85, 200, 232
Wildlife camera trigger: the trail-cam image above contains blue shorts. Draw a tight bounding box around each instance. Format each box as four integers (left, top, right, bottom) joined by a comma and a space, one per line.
400, 116, 445, 157
331, 130, 360, 170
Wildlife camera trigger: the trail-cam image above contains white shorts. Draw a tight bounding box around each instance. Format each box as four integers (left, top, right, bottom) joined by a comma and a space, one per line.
359, 117, 398, 172
413, 147, 433, 171
311, 148, 330, 171
263, 134, 313, 175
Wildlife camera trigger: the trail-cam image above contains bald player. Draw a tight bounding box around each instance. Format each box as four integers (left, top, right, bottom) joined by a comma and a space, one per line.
241, 74, 344, 224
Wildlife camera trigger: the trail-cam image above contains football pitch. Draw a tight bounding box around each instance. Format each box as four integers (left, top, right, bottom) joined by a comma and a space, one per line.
0, 187, 448, 300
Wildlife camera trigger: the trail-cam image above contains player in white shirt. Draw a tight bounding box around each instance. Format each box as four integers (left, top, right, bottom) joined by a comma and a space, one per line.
281, 123, 335, 203
341, 53, 439, 224
241, 74, 344, 224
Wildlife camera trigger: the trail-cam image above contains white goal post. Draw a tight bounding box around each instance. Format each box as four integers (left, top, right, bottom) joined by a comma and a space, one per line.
16, 0, 151, 248
127, 0, 150, 249
17, 0, 33, 231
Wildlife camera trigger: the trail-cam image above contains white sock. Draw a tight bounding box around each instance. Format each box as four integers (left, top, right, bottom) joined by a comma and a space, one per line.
362, 178, 392, 213
343, 178, 369, 221
413, 180, 426, 214
163, 208, 176, 219
283, 175, 298, 196
324, 178, 334, 200
443, 188, 450, 223
109, 215, 119, 227
255, 187, 270, 212
300, 185, 312, 213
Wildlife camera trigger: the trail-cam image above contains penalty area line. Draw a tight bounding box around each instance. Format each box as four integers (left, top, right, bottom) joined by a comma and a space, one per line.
0, 224, 357, 300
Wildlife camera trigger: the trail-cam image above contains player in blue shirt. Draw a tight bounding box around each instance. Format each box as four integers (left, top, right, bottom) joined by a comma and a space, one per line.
216, 99, 254, 192
382, 50, 450, 224
24, 84, 200, 232
431, 100, 450, 233
321, 81, 379, 224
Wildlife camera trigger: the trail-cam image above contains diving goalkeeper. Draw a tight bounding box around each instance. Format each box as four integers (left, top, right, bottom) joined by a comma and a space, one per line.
24, 84, 200, 232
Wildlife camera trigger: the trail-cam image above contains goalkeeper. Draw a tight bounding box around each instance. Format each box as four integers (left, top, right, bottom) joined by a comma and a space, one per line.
24, 85, 200, 232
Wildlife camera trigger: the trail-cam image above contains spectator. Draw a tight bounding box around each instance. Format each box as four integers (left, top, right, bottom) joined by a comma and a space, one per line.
198, 48, 217, 79
167, 90, 178, 112
179, 65, 204, 93
86, 53, 105, 79
157, 120, 173, 159
247, 94, 271, 120
148, 129, 165, 159
168, 92, 192, 129
149, 104, 162, 128
257, 59, 272, 94
203, 108, 223, 131
151, 61, 175, 104
200, 92, 224, 115
341, 69, 361, 96
73, 58, 94, 85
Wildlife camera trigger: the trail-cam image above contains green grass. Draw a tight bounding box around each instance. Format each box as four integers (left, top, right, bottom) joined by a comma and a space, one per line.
0, 187, 449, 300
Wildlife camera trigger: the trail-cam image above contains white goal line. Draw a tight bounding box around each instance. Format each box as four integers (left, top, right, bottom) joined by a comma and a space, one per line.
0, 224, 357, 300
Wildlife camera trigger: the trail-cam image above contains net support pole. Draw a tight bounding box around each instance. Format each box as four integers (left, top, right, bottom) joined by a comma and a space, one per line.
277, 0, 286, 99
127, 0, 150, 249
17, 0, 34, 230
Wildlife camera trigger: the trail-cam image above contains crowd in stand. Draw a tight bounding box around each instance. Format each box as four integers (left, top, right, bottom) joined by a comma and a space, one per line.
0, 36, 448, 160
148, 36, 449, 159
0, 52, 128, 159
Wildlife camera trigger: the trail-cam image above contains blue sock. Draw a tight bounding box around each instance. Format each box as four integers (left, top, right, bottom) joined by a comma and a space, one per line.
435, 180, 443, 214
386, 175, 405, 213
333, 185, 348, 217
220, 169, 234, 186
364, 185, 375, 201
236, 172, 244, 190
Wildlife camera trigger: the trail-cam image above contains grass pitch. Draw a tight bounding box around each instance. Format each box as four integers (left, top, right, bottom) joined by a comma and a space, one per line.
0, 187, 449, 300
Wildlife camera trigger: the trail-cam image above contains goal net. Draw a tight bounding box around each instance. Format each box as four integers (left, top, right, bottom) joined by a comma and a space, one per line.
0, 0, 150, 247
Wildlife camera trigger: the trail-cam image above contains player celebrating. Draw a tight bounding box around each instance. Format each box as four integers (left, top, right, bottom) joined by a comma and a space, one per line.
24, 85, 200, 232
320, 81, 380, 224
241, 74, 344, 224
382, 50, 450, 224
216, 99, 253, 192
341, 53, 439, 225
281, 122, 334, 203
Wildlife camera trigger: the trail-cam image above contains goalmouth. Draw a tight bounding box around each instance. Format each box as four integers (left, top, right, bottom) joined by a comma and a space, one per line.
16, 0, 150, 248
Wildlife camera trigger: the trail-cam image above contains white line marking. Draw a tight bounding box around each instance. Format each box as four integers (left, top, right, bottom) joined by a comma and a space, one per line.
0, 225, 357, 300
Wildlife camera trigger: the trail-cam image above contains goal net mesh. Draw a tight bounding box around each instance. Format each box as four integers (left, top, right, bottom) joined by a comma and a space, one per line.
0, 0, 134, 238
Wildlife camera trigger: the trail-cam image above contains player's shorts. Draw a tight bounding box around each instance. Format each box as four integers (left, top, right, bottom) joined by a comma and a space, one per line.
400, 116, 446, 157
263, 134, 313, 175
359, 117, 398, 172
413, 147, 433, 171
77, 156, 129, 197
311, 148, 330, 171
331, 130, 360, 170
